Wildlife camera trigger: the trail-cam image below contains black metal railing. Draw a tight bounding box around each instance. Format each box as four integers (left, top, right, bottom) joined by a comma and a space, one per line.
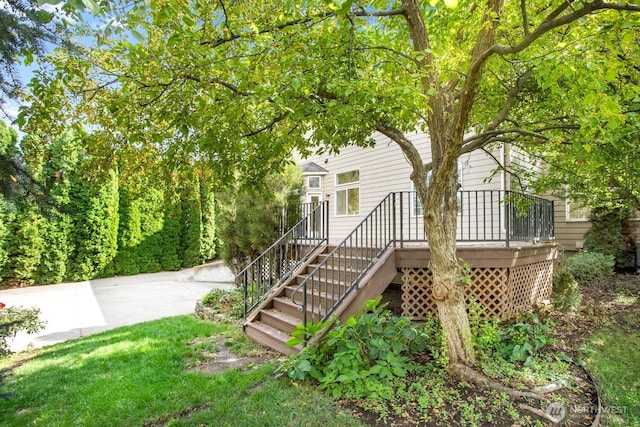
291, 190, 554, 328
238, 201, 328, 318
505, 192, 554, 242
397, 190, 555, 246
291, 193, 396, 326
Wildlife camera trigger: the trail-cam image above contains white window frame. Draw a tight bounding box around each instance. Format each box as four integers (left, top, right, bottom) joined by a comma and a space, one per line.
565, 199, 590, 222
307, 176, 321, 190
411, 164, 463, 217
335, 170, 360, 216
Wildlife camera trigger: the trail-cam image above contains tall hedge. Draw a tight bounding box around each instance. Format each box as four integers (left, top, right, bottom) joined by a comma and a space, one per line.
217, 165, 303, 272
114, 186, 142, 275
68, 167, 119, 281
136, 186, 164, 273
4, 206, 45, 285
160, 190, 183, 271
181, 179, 204, 268
199, 178, 218, 262
0, 122, 17, 281
35, 133, 79, 284
0, 123, 223, 285
0, 202, 9, 282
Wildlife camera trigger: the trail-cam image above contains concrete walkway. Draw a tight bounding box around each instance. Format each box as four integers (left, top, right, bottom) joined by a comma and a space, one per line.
0, 263, 235, 352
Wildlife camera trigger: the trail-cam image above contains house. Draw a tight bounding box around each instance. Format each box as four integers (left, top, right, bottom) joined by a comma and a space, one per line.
240, 131, 559, 354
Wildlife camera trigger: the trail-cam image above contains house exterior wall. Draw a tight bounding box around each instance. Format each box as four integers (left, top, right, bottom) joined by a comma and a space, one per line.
552, 198, 592, 251
298, 131, 504, 241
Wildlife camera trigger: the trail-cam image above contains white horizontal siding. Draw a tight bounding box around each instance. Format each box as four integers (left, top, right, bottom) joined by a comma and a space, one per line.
299, 131, 505, 240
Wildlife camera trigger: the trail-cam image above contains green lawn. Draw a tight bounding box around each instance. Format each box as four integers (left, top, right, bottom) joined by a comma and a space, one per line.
2, 307, 638, 426
0, 316, 362, 427
587, 299, 640, 427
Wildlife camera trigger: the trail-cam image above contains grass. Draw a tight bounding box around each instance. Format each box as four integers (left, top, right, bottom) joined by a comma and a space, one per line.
587, 302, 640, 426
0, 316, 362, 427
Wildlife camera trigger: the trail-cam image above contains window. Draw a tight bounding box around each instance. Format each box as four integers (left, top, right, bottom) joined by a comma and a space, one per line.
412, 164, 463, 217
335, 170, 360, 216
307, 176, 321, 189
336, 170, 359, 185
566, 199, 590, 221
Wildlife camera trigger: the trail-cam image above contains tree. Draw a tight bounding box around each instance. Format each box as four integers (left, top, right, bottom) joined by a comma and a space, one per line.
67, 165, 119, 280
0, 0, 71, 115
21, 0, 640, 380
217, 164, 303, 273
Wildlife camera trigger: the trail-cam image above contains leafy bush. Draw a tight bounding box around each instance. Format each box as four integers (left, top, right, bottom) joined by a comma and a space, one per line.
468, 300, 502, 360
200, 288, 244, 319
565, 251, 614, 282
552, 266, 582, 313
0, 303, 45, 356
278, 297, 435, 399
498, 314, 554, 367
468, 301, 555, 367
584, 207, 633, 268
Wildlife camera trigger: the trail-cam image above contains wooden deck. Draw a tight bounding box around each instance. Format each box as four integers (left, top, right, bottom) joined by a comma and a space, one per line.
243, 242, 559, 353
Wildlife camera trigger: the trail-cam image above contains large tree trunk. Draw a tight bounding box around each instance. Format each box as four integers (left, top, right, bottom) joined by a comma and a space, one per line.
400, 0, 504, 369
424, 170, 476, 366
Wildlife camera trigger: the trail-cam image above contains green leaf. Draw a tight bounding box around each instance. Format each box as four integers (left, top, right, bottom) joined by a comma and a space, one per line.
130, 30, 145, 43
286, 336, 305, 347
297, 359, 312, 372
81, 0, 101, 14
392, 366, 407, 377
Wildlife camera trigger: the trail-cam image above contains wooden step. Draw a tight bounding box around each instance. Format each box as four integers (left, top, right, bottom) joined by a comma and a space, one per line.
303, 264, 366, 282
284, 285, 340, 307
294, 274, 349, 287
321, 246, 380, 259
245, 321, 300, 355
272, 296, 327, 324
315, 254, 375, 269
259, 308, 301, 334
272, 296, 302, 318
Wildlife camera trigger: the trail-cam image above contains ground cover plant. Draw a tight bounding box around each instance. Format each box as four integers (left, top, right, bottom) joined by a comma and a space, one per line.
280, 297, 591, 426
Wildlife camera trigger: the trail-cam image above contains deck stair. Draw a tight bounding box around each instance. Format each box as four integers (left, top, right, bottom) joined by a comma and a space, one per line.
244, 245, 397, 354
243, 194, 400, 354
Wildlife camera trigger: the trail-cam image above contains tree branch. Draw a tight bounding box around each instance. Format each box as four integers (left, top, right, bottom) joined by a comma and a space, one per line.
487, 1, 640, 58
352, 7, 405, 17
241, 113, 288, 138
200, 10, 335, 48
401, 0, 435, 70
520, 0, 530, 35
182, 74, 256, 96
484, 70, 532, 133
375, 124, 429, 180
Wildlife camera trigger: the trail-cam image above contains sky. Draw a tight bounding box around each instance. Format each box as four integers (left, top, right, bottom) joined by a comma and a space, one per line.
1, 1, 100, 134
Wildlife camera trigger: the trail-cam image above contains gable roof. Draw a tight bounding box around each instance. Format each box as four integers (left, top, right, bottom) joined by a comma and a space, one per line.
301, 161, 328, 175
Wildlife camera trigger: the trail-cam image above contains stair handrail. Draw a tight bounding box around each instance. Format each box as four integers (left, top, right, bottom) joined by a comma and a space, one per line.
291, 192, 396, 330
238, 200, 328, 319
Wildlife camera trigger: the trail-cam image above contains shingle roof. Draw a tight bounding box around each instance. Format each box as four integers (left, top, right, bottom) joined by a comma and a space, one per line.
301, 161, 328, 174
